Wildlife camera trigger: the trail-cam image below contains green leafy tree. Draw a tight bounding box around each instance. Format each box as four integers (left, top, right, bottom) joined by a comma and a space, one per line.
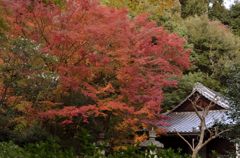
0, 141, 30, 158
226, 66, 240, 142
184, 16, 240, 79
228, 2, 240, 36
180, 0, 208, 18
208, 0, 230, 25
102, 0, 181, 20
163, 72, 222, 109
163, 16, 240, 109
0, 38, 57, 142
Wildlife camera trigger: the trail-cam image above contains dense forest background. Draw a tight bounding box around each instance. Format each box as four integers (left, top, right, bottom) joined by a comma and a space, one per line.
0, 0, 239, 157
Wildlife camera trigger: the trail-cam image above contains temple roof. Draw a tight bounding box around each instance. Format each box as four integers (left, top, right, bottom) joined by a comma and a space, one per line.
166, 82, 230, 114
163, 83, 232, 134
166, 110, 231, 133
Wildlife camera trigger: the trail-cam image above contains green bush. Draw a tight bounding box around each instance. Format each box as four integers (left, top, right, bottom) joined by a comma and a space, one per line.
0, 141, 30, 158
84, 146, 190, 158
0, 140, 190, 158
0, 140, 76, 158
25, 139, 75, 158
108, 146, 145, 158
158, 148, 190, 158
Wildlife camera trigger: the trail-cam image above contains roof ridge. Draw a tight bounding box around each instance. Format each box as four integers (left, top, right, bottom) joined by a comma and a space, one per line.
193, 82, 229, 109
165, 83, 230, 115
171, 110, 228, 114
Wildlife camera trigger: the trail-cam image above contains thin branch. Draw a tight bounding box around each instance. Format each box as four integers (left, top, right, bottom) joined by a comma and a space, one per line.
176, 131, 193, 151
205, 125, 214, 137
201, 128, 231, 148
188, 97, 203, 121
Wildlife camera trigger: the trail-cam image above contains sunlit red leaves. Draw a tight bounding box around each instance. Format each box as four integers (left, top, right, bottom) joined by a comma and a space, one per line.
40, 105, 100, 123
40, 100, 135, 125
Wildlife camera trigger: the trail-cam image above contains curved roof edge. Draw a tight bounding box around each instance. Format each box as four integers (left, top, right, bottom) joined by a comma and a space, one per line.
165, 82, 230, 115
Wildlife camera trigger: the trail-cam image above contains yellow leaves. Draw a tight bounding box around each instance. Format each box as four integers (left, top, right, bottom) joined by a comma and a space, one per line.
102, 0, 178, 18
38, 101, 58, 110
13, 116, 28, 132
112, 145, 128, 151
115, 118, 139, 132
14, 101, 33, 113
11, 101, 38, 132
16, 79, 28, 88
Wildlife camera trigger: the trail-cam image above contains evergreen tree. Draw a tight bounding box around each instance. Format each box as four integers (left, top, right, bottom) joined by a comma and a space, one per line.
209, 0, 230, 25
229, 2, 240, 36
180, 0, 208, 18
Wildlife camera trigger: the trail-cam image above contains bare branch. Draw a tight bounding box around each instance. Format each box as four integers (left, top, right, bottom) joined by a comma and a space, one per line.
188, 97, 203, 121
176, 131, 193, 151
205, 124, 213, 137
178, 93, 232, 158
201, 128, 231, 148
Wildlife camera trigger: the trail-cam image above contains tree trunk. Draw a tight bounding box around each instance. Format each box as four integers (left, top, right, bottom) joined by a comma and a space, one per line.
192, 151, 198, 158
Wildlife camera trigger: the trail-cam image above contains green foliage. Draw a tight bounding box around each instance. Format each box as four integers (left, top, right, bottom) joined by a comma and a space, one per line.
8, 38, 58, 102
0, 37, 58, 110
228, 2, 240, 36
163, 15, 240, 109
107, 146, 145, 158
61, 126, 96, 156
208, 0, 230, 25
102, 0, 180, 20
0, 7, 8, 54
208, 1, 240, 37
226, 66, 240, 140
180, 0, 208, 18
0, 7, 8, 34
158, 148, 190, 158
163, 72, 222, 109
184, 15, 240, 83
43, 0, 66, 6
25, 139, 75, 158
158, 14, 188, 36
13, 123, 49, 144
85, 146, 190, 158
0, 141, 30, 158
0, 141, 190, 158
0, 37, 57, 145
0, 140, 76, 158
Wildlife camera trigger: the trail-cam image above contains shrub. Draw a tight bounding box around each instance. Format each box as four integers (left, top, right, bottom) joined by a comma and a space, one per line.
25, 139, 75, 158
84, 146, 190, 158
0, 141, 30, 158
158, 148, 190, 158
0, 140, 76, 158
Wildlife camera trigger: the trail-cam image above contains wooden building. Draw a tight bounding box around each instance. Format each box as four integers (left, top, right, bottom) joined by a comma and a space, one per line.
159, 83, 237, 158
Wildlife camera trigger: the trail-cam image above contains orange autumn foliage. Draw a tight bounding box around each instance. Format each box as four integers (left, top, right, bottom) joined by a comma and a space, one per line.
3, 0, 190, 131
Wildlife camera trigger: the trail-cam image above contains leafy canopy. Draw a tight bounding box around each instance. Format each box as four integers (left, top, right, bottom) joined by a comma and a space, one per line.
163, 15, 240, 108
3, 0, 190, 132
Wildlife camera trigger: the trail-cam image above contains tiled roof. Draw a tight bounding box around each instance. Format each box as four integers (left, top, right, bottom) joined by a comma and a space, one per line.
193, 82, 229, 109
166, 82, 230, 114
165, 110, 232, 133
163, 83, 232, 133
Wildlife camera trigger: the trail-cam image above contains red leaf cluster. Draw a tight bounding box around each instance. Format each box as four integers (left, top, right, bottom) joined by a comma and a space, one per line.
4, 0, 190, 126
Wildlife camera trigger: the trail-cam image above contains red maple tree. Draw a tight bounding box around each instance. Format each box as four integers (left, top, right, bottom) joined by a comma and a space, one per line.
3, 0, 190, 130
